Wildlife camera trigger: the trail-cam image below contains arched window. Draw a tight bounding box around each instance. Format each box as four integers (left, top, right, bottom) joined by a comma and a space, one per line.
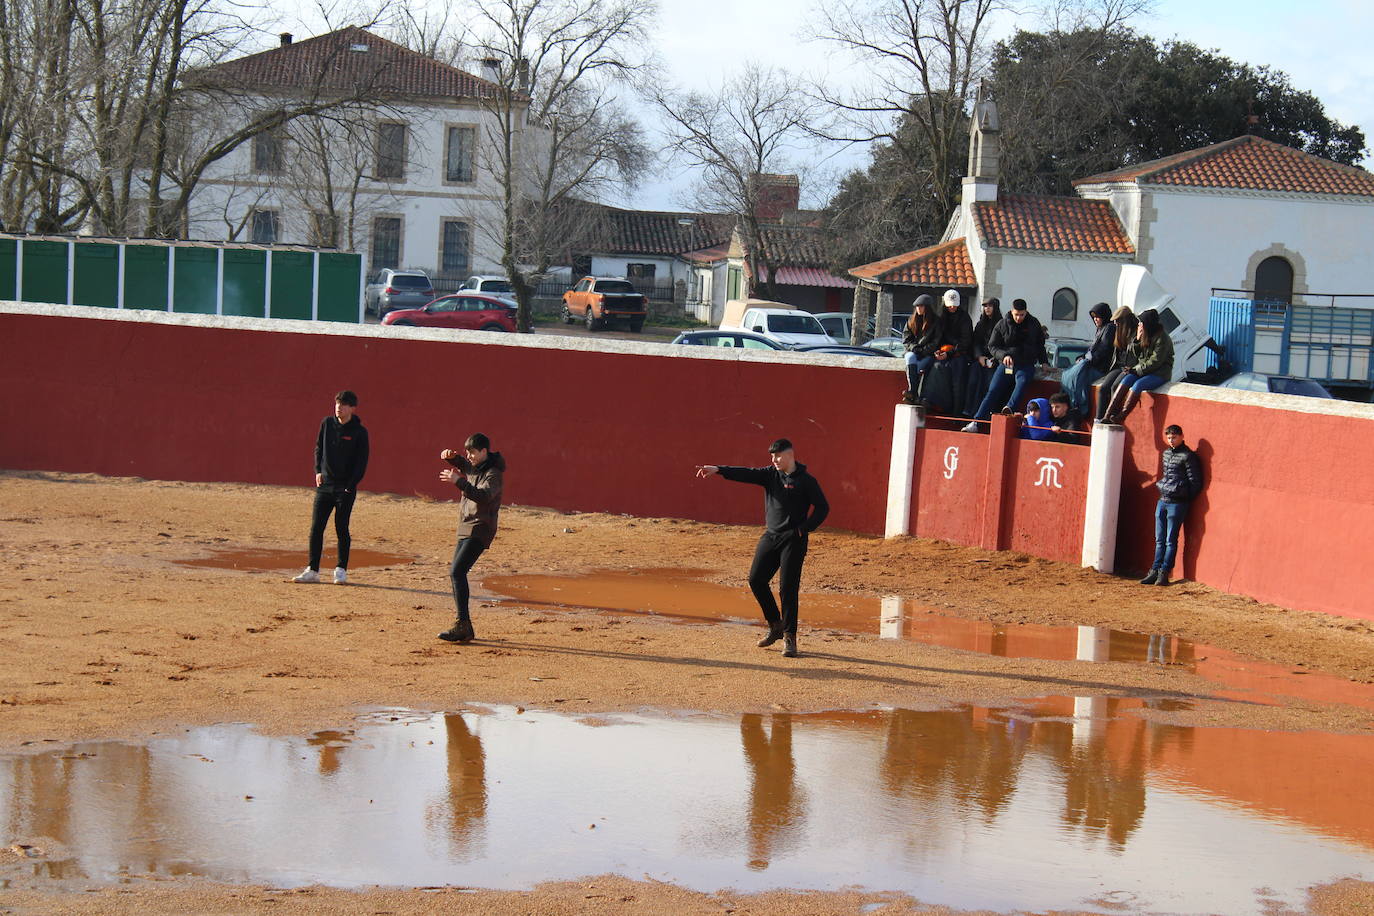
1255, 256, 1294, 304
1051, 287, 1078, 321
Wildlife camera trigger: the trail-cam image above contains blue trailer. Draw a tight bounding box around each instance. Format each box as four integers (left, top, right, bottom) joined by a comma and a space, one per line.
1208, 291, 1374, 392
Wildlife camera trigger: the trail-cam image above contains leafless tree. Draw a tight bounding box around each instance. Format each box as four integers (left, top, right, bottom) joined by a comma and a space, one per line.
654, 65, 816, 302
466, 0, 656, 332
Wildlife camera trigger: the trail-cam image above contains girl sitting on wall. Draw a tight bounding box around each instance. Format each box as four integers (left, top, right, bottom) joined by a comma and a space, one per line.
1102, 308, 1174, 425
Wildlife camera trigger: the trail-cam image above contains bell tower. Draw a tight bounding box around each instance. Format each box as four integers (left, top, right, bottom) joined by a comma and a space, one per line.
963, 82, 1000, 204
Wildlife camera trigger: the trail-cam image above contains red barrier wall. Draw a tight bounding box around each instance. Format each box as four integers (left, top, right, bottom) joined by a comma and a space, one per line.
0, 310, 901, 534
1003, 438, 1089, 564
912, 427, 988, 546
1113, 389, 1374, 620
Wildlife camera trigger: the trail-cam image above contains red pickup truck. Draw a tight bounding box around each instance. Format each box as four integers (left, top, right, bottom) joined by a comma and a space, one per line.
561, 277, 648, 332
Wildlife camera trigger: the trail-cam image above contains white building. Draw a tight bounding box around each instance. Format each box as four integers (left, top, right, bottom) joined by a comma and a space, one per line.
186, 27, 530, 287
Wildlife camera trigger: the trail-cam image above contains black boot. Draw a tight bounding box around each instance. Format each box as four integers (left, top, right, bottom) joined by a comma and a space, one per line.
438, 619, 476, 643
757, 627, 783, 648
782, 634, 799, 658
1139, 569, 1160, 585
1155, 572, 1171, 587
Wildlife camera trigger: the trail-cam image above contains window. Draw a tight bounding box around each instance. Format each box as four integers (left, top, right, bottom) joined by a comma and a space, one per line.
627, 263, 656, 280
445, 126, 475, 182
376, 122, 407, 180
250, 209, 279, 244
727, 265, 743, 300
253, 130, 284, 174
440, 220, 471, 276
741, 336, 775, 350
308, 211, 339, 248
371, 217, 401, 271
1051, 287, 1078, 321
1255, 256, 1294, 304
429, 297, 458, 312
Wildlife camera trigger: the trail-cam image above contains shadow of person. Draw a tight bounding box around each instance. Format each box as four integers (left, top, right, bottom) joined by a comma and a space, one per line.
425, 712, 487, 859
740, 713, 805, 871
1180, 437, 1212, 581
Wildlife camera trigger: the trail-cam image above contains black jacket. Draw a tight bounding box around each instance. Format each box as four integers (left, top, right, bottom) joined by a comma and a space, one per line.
719, 462, 829, 536
1086, 320, 1116, 372
988, 314, 1047, 366
972, 313, 1000, 361
314, 415, 369, 490
940, 309, 974, 358
1157, 445, 1203, 503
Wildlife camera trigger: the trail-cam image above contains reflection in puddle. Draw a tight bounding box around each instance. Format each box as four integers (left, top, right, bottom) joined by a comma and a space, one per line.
3, 703, 1373, 914
484, 570, 1374, 711
173, 546, 415, 572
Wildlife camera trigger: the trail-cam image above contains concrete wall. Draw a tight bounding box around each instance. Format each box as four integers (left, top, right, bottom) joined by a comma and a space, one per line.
989, 250, 1130, 349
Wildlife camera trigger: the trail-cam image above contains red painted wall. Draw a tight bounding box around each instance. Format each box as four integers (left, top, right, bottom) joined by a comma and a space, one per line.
1003, 438, 1089, 564
912, 427, 988, 546
0, 311, 900, 535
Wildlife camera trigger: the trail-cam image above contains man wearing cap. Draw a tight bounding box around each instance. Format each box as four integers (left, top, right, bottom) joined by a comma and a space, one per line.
695, 439, 829, 659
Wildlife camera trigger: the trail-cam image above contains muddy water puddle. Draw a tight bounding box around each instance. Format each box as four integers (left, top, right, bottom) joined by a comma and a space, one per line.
173, 546, 415, 572
483, 569, 1374, 711
4, 703, 1374, 913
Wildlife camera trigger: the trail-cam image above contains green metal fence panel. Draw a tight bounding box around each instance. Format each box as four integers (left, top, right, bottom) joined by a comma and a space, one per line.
222, 247, 266, 317
21, 240, 68, 305
269, 250, 313, 320
123, 245, 169, 310
73, 242, 120, 308
0, 239, 15, 300
173, 246, 218, 314
316, 252, 362, 323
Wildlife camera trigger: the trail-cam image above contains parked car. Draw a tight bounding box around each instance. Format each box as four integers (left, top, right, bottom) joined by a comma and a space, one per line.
365, 268, 434, 317
815, 311, 911, 342
793, 344, 898, 359
727, 307, 834, 348
1046, 337, 1092, 371
865, 336, 906, 357
380, 292, 516, 332
459, 275, 515, 295
670, 330, 788, 350
562, 276, 649, 331
1217, 371, 1333, 399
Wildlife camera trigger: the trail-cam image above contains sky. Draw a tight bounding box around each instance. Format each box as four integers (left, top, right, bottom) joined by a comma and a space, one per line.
282, 0, 1374, 212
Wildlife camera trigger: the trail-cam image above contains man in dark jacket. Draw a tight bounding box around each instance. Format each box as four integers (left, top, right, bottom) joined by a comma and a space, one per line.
1141, 424, 1203, 587
962, 299, 1047, 431
695, 438, 829, 658
923, 289, 973, 414
964, 298, 1002, 416
294, 390, 369, 585
437, 433, 506, 643
1060, 302, 1114, 416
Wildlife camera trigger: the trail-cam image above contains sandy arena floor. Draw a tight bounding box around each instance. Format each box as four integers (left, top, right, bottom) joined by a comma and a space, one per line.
1, 471, 1372, 915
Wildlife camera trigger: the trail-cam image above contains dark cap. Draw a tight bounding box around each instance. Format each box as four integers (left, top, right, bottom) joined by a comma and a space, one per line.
914, 294, 934, 307
768, 438, 793, 454
981, 297, 1000, 308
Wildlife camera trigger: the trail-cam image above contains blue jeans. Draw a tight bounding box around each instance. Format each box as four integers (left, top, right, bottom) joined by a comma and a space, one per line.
1153, 499, 1190, 573
1060, 360, 1103, 416
973, 363, 1035, 420
1119, 372, 1166, 394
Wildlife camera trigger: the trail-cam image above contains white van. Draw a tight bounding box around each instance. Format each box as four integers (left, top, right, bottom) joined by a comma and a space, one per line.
720, 299, 835, 348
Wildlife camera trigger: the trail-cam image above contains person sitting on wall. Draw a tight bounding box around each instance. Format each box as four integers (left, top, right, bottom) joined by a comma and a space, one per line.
961, 298, 1047, 432
1141, 424, 1203, 587
901, 294, 943, 406
1060, 302, 1114, 417
963, 298, 1003, 417
921, 289, 973, 415
1023, 392, 1081, 442
1094, 306, 1138, 422
1102, 308, 1174, 425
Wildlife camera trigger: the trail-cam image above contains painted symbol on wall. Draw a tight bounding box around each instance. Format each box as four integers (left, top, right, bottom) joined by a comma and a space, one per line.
942, 446, 959, 479
1034, 457, 1064, 489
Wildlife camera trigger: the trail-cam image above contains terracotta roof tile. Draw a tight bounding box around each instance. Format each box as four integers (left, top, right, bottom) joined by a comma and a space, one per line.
848, 239, 977, 286
973, 194, 1134, 255
194, 26, 502, 100
1073, 134, 1374, 197
756, 225, 836, 268
586, 206, 734, 256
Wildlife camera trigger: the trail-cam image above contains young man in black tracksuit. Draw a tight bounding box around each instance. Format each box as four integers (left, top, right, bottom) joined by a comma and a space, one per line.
695, 438, 829, 658
293, 390, 369, 585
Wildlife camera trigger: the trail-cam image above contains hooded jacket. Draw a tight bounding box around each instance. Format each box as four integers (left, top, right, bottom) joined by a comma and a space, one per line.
1022, 398, 1056, 440
445, 451, 506, 546
939, 307, 974, 357
1157, 444, 1202, 503
314, 415, 369, 491
972, 309, 1002, 362
1085, 303, 1116, 372
989, 312, 1047, 366
1129, 329, 1175, 380
718, 462, 829, 536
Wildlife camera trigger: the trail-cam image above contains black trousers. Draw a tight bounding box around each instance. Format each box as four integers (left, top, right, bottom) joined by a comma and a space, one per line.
1096, 367, 1127, 419
308, 488, 356, 571
449, 537, 487, 623
748, 531, 809, 636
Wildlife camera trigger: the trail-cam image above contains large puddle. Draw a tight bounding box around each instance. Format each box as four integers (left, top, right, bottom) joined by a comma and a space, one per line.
482, 569, 1374, 712
3, 703, 1373, 913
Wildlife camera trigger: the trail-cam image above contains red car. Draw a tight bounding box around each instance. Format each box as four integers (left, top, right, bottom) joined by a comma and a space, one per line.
380, 293, 516, 332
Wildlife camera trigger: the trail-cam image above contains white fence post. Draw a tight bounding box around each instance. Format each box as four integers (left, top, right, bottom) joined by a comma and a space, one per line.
884, 403, 924, 538
1081, 422, 1125, 572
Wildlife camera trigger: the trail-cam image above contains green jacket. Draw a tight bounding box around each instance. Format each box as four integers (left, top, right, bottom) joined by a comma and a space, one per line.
1129, 331, 1174, 380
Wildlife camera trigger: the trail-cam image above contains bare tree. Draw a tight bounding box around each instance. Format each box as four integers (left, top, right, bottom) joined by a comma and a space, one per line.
467, 0, 656, 332
654, 65, 816, 302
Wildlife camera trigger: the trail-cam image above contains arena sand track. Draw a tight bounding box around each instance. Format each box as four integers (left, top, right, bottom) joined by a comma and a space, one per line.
1, 470, 1372, 915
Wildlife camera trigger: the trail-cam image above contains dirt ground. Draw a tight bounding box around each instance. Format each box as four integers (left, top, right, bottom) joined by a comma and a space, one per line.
1, 470, 1372, 915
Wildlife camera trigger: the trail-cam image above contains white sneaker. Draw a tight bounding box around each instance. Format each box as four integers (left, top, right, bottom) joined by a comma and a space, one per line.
960, 421, 979, 433
292, 568, 320, 584
333, 567, 348, 585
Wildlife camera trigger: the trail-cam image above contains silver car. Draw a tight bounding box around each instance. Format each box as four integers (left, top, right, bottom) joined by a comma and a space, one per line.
365, 269, 435, 317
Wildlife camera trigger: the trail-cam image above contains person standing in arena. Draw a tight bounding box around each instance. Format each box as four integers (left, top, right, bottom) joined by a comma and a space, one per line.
694, 438, 829, 659
293, 390, 369, 585
436, 433, 506, 644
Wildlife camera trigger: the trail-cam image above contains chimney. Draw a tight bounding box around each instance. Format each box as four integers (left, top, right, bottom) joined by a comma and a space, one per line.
749, 173, 800, 220
480, 57, 501, 83
517, 58, 530, 92
279, 32, 293, 46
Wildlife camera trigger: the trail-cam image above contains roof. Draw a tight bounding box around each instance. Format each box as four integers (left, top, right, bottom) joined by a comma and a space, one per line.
1073, 134, 1374, 198
755, 225, 835, 268
193, 26, 503, 100
848, 238, 977, 286
758, 266, 854, 289
584, 206, 734, 256
972, 194, 1134, 255
681, 242, 731, 264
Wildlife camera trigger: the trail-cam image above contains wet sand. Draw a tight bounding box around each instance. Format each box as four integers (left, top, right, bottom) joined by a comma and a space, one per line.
1, 470, 1372, 914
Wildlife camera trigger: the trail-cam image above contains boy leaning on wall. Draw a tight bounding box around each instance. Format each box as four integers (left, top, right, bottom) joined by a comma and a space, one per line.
1141, 424, 1203, 587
